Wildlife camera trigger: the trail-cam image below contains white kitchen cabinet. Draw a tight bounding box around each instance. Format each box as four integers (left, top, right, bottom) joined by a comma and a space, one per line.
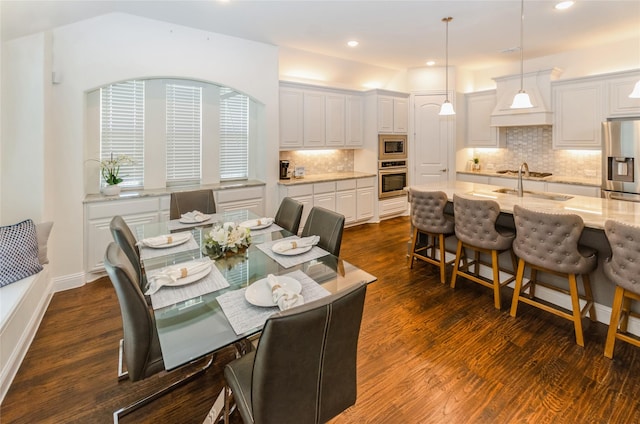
325, 94, 346, 147
378, 195, 408, 218
303, 91, 326, 148
356, 177, 375, 221
606, 72, 640, 117
552, 79, 604, 150
336, 180, 357, 224
465, 90, 506, 148
279, 88, 304, 149
279, 83, 364, 150
345, 95, 363, 147
456, 173, 490, 184
84, 197, 163, 274
546, 182, 600, 197
215, 186, 265, 216
313, 181, 337, 211
377, 95, 408, 134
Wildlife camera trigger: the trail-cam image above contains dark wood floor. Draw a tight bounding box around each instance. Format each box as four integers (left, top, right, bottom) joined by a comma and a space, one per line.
2, 216, 640, 423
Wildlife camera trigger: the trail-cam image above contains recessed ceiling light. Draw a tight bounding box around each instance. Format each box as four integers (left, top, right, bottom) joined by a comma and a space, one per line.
555, 1, 575, 10
347, 40, 359, 47
426, 60, 436, 66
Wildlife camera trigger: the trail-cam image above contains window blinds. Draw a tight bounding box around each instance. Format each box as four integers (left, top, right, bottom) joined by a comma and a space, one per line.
100, 80, 144, 187
166, 83, 202, 185
220, 88, 249, 180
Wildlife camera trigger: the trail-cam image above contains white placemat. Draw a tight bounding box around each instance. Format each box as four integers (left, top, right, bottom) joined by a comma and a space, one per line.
216, 270, 330, 335
139, 238, 199, 260
256, 236, 330, 268
148, 259, 230, 310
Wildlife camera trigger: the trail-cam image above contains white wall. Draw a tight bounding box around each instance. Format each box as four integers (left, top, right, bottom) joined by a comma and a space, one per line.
0, 33, 48, 225
2, 13, 280, 285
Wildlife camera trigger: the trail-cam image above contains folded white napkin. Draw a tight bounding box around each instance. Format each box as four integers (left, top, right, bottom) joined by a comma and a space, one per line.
145, 259, 212, 295
137, 232, 191, 248
240, 217, 274, 228
267, 274, 304, 310
272, 235, 320, 254
180, 210, 209, 223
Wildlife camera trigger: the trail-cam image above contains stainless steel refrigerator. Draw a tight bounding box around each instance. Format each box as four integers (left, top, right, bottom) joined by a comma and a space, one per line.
602, 118, 640, 202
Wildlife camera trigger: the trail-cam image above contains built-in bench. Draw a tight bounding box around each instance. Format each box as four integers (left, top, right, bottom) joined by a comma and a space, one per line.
0, 266, 53, 402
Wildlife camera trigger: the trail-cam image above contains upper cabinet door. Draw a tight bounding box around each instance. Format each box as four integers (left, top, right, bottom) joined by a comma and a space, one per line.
552, 80, 604, 150
303, 91, 325, 148
345, 95, 363, 147
465, 90, 505, 148
377, 96, 394, 133
393, 97, 408, 133
279, 88, 304, 149
606, 73, 640, 117
325, 93, 346, 147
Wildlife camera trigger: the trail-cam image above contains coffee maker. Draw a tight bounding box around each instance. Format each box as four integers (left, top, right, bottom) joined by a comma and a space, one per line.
279, 160, 290, 180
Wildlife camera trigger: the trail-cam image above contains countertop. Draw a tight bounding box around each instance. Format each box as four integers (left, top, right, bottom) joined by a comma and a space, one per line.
84, 179, 266, 204
409, 180, 640, 230
457, 170, 600, 187
277, 171, 376, 186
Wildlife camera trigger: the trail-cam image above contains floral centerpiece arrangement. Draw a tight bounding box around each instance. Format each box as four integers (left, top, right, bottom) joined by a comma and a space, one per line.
91, 153, 133, 196
203, 222, 251, 258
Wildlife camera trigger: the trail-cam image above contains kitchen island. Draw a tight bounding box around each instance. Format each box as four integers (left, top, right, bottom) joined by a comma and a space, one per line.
409, 180, 640, 334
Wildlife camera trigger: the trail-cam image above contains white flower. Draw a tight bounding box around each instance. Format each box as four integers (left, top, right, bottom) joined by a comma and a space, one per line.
203, 222, 251, 254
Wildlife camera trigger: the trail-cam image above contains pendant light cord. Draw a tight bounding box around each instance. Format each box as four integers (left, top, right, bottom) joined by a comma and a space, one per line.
443, 17, 452, 101
519, 0, 524, 92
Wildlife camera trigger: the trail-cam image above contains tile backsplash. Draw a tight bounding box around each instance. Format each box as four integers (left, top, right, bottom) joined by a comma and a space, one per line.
472, 126, 601, 180
279, 150, 354, 175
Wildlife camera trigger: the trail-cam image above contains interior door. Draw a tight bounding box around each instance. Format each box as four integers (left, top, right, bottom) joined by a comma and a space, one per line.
413, 94, 452, 185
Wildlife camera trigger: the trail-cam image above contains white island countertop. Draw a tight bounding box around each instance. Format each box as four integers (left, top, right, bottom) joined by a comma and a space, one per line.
410, 181, 640, 230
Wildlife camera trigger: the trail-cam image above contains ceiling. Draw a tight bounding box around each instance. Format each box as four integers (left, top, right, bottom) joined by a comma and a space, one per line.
2, 0, 639, 72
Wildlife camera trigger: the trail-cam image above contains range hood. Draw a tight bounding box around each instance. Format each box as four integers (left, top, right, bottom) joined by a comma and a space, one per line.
490, 68, 562, 127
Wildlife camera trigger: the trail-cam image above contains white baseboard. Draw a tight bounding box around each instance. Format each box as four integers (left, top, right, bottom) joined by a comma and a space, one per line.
52, 271, 86, 292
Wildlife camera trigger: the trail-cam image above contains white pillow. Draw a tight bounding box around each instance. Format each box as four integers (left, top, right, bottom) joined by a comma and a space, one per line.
36, 221, 54, 265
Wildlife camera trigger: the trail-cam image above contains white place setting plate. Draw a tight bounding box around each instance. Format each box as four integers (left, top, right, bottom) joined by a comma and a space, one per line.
271, 241, 313, 256
245, 275, 302, 307
142, 233, 192, 249
179, 214, 212, 224
240, 219, 273, 230
157, 263, 212, 288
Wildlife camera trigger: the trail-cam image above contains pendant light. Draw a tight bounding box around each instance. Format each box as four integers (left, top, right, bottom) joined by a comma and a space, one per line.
510, 0, 534, 109
630, 80, 640, 98
439, 17, 455, 116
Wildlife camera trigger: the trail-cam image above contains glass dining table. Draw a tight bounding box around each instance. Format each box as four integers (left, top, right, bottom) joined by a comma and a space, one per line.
133, 209, 377, 371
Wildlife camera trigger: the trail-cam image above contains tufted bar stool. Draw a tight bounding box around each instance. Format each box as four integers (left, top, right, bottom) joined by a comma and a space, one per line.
450, 194, 517, 309
603, 219, 640, 359
408, 188, 456, 284
510, 205, 597, 347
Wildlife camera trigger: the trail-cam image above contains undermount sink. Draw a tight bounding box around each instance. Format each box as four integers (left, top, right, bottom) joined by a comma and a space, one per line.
496, 170, 552, 178
492, 188, 573, 201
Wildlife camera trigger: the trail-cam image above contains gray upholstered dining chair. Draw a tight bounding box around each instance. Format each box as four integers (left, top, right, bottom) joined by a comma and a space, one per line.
408, 188, 455, 284
104, 242, 212, 423
274, 196, 304, 235
223, 281, 367, 424
301, 206, 345, 257
110, 215, 147, 293
603, 219, 640, 358
169, 189, 216, 219
510, 205, 597, 347
450, 193, 517, 309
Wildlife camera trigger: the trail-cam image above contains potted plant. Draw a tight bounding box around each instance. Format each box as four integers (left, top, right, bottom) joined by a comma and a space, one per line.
472, 157, 480, 171
97, 153, 132, 196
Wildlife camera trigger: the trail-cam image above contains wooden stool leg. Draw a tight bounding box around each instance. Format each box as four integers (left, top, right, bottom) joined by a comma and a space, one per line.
568, 273, 585, 347
409, 227, 419, 269
620, 296, 632, 332
438, 233, 447, 284
510, 259, 526, 317
605, 286, 625, 359
491, 249, 501, 309
529, 268, 538, 299
582, 273, 596, 321
450, 240, 463, 289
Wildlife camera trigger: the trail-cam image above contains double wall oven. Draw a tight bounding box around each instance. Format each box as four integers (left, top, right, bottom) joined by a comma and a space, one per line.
378, 134, 408, 199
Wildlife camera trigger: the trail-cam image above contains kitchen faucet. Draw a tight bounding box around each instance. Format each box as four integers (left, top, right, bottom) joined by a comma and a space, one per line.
517, 162, 530, 197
